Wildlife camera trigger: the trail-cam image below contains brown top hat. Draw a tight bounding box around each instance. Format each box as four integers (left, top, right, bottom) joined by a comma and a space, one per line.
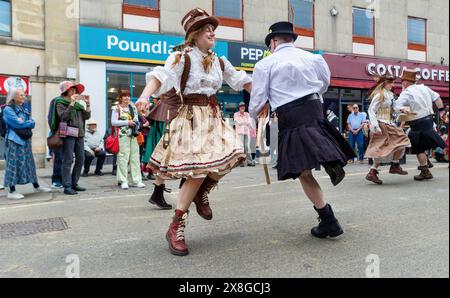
401, 69, 419, 82
181, 8, 219, 39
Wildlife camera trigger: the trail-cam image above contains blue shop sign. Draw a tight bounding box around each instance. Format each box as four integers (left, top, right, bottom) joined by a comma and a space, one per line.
79, 26, 228, 65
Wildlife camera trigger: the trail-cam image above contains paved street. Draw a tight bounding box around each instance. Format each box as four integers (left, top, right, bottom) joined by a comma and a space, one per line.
0, 157, 448, 278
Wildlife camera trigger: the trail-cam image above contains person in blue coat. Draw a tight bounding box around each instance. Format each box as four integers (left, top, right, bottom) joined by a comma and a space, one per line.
2, 87, 51, 200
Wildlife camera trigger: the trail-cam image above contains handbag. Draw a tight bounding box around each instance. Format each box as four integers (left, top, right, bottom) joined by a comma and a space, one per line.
14, 128, 33, 140
105, 127, 120, 154
59, 122, 80, 138
47, 132, 63, 150
136, 132, 145, 146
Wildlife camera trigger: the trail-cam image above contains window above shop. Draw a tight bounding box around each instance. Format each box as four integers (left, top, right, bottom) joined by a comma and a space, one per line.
352, 7, 374, 43
408, 17, 427, 50
0, 0, 11, 37
123, 0, 159, 9
213, 0, 244, 28
122, 0, 160, 32
289, 0, 314, 36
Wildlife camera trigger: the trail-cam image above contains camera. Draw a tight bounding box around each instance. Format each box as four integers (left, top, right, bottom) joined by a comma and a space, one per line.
131, 121, 140, 137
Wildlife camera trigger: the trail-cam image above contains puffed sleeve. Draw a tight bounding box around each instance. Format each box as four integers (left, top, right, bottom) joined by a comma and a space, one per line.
146, 51, 185, 97
394, 89, 412, 113
368, 94, 382, 132
221, 56, 252, 92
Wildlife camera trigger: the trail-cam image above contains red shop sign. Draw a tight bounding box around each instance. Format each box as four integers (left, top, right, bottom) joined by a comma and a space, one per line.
324, 53, 449, 97
0, 76, 30, 95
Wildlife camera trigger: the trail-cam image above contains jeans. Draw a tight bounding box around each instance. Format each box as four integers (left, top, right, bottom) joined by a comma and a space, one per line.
84, 149, 106, 173
62, 136, 85, 189
348, 130, 365, 161
238, 134, 253, 161
51, 147, 63, 184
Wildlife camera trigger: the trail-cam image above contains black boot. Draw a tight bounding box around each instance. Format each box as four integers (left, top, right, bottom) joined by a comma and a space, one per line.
112, 166, 117, 176
149, 184, 172, 210
179, 178, 187, 189
311, 204, 344, 238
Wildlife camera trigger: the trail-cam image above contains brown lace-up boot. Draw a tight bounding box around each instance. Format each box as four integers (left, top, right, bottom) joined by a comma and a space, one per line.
166, 210, 189, 256
193, 177, 218, 220
414, 166, 433, 181
366, 168, 383, 185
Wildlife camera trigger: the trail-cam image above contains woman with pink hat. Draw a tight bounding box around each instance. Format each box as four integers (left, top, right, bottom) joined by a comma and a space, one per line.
50, 81, 91, 195
137, 7, 252, 256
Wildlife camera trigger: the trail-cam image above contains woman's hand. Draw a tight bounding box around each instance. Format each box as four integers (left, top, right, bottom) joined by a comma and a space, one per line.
128, 121, 136, 127
371, 129, 382, 136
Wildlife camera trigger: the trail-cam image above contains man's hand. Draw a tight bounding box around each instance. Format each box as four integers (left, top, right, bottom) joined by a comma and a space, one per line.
128, 121, 136, 127
258, 104, 270, 118
95, 147, 101, 153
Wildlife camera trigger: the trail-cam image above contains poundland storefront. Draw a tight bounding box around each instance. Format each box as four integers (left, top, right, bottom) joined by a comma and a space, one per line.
78, 26, 271, 135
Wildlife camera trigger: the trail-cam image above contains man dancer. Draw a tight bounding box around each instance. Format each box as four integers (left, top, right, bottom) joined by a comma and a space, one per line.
394, 69, 446, 181
249, 22, 355, 238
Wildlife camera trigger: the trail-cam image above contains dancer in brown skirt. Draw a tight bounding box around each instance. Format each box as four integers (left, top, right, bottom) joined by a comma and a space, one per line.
365, 76, 411, 184
137, 8, 252, 256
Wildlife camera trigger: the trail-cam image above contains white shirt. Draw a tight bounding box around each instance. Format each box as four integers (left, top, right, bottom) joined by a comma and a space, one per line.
147, 46, 252, 98
368, 90, 396, 131
249, 43, 331, 118
394, 84, 440, 121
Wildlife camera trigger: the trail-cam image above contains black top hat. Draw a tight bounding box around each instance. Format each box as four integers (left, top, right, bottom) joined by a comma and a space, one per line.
265, 21, 299, 47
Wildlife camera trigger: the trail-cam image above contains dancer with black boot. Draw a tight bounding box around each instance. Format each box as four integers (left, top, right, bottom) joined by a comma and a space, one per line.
394, 69, 447, 181
138, 8, 252, 256
249, 21, 355, 239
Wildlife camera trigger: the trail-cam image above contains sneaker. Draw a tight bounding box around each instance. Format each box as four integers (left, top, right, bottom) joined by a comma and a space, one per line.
121, 182, 129, 190
131, 182, 146, 188
33, 187, 52, 193
81, 172, 89, 177
94, 170, 104, 176
51, 182, 63, 189
7, 192, 25, 200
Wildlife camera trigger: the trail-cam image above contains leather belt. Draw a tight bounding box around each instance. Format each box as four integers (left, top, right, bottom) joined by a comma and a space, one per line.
183, 94, 218, 106
276, 93, 321, 114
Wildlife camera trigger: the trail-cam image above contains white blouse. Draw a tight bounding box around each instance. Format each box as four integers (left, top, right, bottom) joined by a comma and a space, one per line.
368, 90, 396, 131
147, 46, 252, 98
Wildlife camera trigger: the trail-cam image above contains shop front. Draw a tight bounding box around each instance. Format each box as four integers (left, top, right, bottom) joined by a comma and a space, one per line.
322, 53, 449, 132
79, 26, 276, 134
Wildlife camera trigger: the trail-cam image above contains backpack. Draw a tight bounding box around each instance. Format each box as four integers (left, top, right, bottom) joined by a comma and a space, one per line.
0, 104, 7, 138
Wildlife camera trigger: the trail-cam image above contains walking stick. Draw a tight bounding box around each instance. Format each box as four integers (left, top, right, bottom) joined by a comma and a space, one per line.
256, 114, 271, 185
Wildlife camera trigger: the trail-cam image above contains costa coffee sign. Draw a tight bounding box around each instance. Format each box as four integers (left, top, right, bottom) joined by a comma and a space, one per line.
367, 63, 449, 82
0, 76, 30, 95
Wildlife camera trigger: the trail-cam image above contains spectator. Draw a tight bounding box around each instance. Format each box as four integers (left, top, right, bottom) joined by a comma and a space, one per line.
82, 119, 106, 177
135, 101, 151, 180
234, 102, 256, 167
51, 81, 91, 195
3, 87, 51, 200
47, 95, 63, 189
347, 104, 367, 164
111, 90, 145, 190
104, 127, 117, 175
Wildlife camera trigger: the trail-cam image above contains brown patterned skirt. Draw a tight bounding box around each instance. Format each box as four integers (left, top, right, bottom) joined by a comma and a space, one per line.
148, 95, 246, 179
365, 122, 411, 160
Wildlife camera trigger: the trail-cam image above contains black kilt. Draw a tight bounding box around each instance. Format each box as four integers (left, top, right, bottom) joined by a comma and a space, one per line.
276, 97, 355, 181
409, 116, 447, 154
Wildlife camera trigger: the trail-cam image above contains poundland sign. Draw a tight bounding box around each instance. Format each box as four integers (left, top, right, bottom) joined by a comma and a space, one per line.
79, 26, 228, 65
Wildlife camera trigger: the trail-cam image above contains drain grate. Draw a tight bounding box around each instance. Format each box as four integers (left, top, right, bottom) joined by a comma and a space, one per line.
0, 217, 69, 239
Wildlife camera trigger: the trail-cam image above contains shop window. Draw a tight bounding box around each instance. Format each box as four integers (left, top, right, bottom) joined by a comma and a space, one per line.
122, 0, 160, 32
352, 7, 375, 56
289, 0, 314, 34
213, 0, 244, 41
408, 17, 427, 61
0, 0, 11, 37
